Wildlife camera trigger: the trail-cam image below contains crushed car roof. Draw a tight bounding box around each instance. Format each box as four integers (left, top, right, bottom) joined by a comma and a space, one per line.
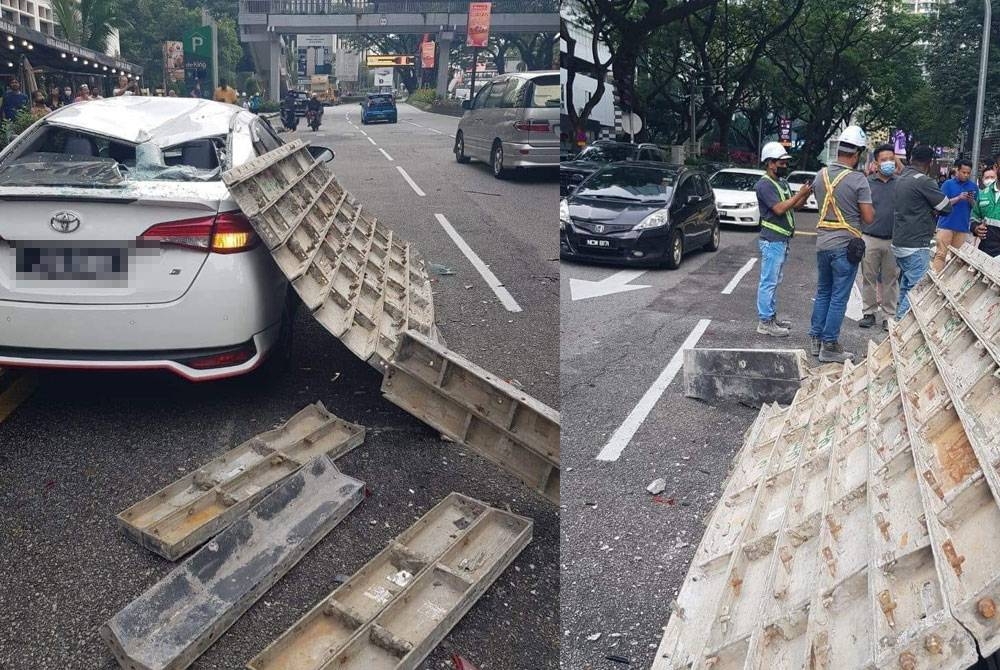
43, 96, 251, 148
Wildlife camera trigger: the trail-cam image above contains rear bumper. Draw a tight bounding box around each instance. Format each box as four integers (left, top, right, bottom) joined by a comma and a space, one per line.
504, 141, 558, 168
0, 323, 280, 381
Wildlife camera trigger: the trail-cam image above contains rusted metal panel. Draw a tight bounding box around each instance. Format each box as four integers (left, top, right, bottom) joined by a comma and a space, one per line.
246, 493, 526, 670
381, 330, 560, 504
102, 456, 365, 670
117, 403, 364, 560
222, 140, 435, 369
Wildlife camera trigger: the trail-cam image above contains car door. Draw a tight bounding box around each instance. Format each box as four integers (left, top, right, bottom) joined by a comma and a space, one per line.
464, 83, 492, 158
671, 175, 697, 242
693, 174, 716, 238
480, 78, 509, 156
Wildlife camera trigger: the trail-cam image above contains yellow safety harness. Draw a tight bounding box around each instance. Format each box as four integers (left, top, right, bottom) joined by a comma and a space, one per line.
759, 175, 795, 237
816, 167, 861, 238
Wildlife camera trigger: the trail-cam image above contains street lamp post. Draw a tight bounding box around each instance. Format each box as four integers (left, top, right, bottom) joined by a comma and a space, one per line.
971, 0, 991, 179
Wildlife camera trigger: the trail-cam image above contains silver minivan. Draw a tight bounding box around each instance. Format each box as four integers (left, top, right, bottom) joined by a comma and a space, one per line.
454, 70, 560, 179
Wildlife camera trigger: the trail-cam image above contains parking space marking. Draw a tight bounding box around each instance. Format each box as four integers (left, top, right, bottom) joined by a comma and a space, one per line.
397, 166, 427, 196
405, 120, 423, 128
0, 369, 38, 425
429, 128, 444, 135
434, 213, 522, 313
367, 136, 377, 146
378, 148, 394, 161
596, 319, 711, 461
721, 257, 758, 295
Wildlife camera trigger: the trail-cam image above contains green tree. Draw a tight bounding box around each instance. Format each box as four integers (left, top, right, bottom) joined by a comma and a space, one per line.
116, 0, 200, 90
51, 0, 128, 53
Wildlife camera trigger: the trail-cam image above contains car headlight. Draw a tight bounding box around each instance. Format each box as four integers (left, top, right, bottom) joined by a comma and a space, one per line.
559, 199, 570, 229
737, 202, 756, 209
634, 209, 670, 230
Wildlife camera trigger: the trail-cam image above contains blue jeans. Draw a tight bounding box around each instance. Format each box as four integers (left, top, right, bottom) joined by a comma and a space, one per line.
757, 239, 789, 321
896, 248, 930, 319
809, 247, 859, 343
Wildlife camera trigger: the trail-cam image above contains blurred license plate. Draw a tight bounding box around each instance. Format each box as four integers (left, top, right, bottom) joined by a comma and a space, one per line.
17, 247, 125, 280
585, 239, 611, 247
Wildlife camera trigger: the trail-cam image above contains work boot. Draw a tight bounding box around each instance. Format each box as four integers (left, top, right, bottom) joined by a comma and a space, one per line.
774, 315, 791, 329
757, 319, 790, 337
819, 341, 855, 363
858, 314, 876, 329
810, 336, 821, 357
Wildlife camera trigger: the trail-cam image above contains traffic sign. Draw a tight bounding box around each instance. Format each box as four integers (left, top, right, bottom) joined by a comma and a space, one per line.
366, 54, 415, 67
622, 112, 643, 136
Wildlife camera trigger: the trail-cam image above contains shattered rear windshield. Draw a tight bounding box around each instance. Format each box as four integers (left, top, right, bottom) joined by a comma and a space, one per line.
0, 153, 125, 187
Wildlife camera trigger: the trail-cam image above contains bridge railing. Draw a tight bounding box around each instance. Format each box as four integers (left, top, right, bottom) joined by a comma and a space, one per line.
240, 0, 557, 15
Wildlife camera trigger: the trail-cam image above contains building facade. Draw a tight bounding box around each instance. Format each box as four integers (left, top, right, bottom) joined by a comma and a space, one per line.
0, 0, 54, 35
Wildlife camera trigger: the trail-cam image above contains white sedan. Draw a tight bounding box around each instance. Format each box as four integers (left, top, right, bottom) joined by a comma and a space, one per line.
788, 170, 819, 211
0, 96, 333, 381
710, 168, 765, 227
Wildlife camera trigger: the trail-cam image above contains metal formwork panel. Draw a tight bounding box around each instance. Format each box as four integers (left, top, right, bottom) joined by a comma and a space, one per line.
246, 494, 527, 670
222, 140, 435, 369
381, 330, 560, 504
117, 403, 365, 560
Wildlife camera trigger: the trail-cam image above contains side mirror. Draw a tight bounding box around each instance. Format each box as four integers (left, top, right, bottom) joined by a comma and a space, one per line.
687, 194, 700, 204
308, 145, 335, 163
462, 100, 472, 110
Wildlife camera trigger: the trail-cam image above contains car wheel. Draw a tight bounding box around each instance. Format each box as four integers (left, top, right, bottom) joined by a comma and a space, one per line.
455, 132, 470, 163
491, 140, 508, 179
664, 229, 684, 270
706, 221, 721, 252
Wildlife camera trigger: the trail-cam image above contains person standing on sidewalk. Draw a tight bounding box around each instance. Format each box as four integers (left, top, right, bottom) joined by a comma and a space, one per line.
972, 169, 1000, 257
932, 158, 978, 273
859, 144, 900, 332
755, 142, 814, 337
808, 125, 875, 363
892, 145, 952, 320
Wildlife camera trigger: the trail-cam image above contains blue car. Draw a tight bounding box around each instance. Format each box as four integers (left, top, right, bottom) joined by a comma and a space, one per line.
360, 93, 397, 125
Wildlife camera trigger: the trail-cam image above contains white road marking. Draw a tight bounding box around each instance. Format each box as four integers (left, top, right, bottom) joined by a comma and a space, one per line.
429, 128, 444, 135
396, 166, 426, 197
405, 120, 423, 128
596, 319, 712, 462
359, 129, 368, 136
367, 136, 377, 145
569, 270, 650, 301
721, 257, 758, 295
378, 148, 394, 161
434, 213, 522, 312
846, 281, 863, 321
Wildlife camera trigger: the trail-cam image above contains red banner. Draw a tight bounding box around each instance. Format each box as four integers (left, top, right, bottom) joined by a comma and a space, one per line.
466, 2, 492, 48
421, 41, 435, 69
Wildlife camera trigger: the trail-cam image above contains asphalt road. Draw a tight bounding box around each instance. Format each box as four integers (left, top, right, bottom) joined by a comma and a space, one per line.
559, 212, 886, 669
0, 103, 559, 670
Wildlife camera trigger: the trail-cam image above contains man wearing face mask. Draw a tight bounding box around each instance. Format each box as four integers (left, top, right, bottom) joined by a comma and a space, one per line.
858, 144, 900, 331
932, 158, 978, 272
754, 142, 814, 337
972, 169, 1000, 257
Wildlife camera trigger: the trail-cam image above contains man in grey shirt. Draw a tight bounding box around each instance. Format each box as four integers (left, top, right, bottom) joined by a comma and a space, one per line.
859, 144, 901, 331
808, 125, 875, 363
892, 144, 952, 320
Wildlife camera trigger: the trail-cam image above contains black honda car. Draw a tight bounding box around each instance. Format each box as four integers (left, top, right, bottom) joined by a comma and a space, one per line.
560, 162, 720, 269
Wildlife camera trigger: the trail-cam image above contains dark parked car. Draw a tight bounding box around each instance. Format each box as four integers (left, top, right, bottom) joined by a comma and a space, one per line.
560, 140, 667, 196
560, 162, 720, 269
290, 91, 309, 117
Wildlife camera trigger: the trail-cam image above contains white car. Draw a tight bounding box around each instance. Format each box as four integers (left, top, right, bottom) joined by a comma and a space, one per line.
787, 170, 819, 211
0, 97, 334, 381
710, 168, 765, 227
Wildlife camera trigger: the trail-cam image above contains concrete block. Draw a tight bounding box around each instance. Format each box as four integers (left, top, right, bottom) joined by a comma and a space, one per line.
682, 347, 809, 406
102, 455, 365, 670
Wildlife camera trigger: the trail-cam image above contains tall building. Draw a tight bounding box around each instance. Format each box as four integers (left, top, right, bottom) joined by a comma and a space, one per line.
0, 0, 56, 35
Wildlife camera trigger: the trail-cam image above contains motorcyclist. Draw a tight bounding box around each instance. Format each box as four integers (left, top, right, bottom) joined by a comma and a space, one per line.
281, 90, 299, 131
306, 93, 323, 128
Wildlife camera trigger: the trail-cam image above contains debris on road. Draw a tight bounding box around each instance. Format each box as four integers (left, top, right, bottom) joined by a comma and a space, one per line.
382, 331, 560, 504
222, 140, 436, 370
102, 455, 365, 670
646, 478, 667, 495
116, 402, 364, 560
430, 263, 457, 276
248, 493, 531, 670
652, 246, 1000, 670
682, 347, 809, 407
451, 652, 481, 670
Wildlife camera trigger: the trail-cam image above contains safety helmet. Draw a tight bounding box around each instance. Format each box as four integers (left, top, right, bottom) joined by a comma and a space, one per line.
761, 141, 792, 163
838, 125, 868, 151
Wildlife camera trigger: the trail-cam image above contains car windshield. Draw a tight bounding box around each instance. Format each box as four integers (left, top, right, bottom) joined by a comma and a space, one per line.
787, 172, 815, 185
529, 75, 560, 108
710, 171, 761, 191
577, 165, 676, 202
575, 144, 635, 163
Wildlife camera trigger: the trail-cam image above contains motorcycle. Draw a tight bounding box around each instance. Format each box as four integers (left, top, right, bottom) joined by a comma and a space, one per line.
306, 108, 321, 132
281, 106, 299, 132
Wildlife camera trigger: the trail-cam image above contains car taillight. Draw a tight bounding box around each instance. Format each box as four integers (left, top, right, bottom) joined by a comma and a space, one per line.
514, 119, 551, 132
139, 212, 258, 254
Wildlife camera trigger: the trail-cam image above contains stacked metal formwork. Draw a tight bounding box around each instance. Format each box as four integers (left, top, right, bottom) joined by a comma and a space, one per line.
652, 246, 1000, 670
222, 140, 435, 369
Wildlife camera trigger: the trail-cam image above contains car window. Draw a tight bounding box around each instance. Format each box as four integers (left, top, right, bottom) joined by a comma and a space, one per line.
472, 83, 492, 110
637, 149, 650, 161
576, 144, 634, 162
577, 165, 676, 202
527, 74, 559, 108
484, 80, 507, 109
653, 149, 667, 162
675, 177, 695, 204
694, 175, 710, 196
710, 171, 761, 191
251, 118, 283, 156
501, 77, 528, 108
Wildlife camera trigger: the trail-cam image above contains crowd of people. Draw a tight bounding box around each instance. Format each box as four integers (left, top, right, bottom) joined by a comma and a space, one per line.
754, 126, 999, 364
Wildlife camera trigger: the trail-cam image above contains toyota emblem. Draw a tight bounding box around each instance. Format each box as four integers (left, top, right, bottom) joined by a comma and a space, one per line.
594, 224, 605, 233
50, 211, 81, 233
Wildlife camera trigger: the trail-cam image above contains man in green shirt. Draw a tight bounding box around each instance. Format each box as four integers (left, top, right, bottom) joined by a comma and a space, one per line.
972, 169, 1000, 257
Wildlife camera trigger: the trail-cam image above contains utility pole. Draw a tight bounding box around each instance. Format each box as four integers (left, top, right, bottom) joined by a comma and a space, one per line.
971, 0, 991, 179
690, 80, 696, 157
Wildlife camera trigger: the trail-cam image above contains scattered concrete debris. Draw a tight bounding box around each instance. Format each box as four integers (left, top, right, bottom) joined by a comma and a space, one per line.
647, 478, 667, 495
382, 330, 560, 504
116, 402, 364, 560
682, 348, 809, 407
588, 633, 603, 642
222, 140, 436, 370
451, 652, 481, 670
247, 493, 529, 670
102, 455, 364, 670
651, 246, 1000, 670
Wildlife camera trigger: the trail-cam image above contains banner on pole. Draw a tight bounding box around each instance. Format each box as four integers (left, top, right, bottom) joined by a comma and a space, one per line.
163, 41, 184, 84
466, 2, 492, 48
421, 41, 435, 69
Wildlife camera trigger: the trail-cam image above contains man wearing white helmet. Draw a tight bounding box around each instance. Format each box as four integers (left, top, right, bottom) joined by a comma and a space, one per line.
807, 125, 875, 363
755, 141, 814, 337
